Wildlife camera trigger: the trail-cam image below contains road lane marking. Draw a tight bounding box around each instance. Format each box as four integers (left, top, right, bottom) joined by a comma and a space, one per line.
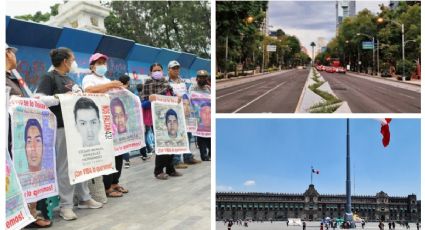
217, 81, 269, 100
232, 82, 287, 113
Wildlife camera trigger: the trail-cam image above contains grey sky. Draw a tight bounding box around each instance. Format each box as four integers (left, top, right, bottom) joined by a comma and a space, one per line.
268, 1, 389, 57
6, 0, 63, 17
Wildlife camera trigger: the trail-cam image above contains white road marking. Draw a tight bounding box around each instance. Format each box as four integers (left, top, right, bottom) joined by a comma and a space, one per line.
217, 81, 269, 100
232, 82, 287, 113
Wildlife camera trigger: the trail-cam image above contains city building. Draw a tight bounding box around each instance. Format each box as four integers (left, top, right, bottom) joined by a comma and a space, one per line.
216, 184, 420, 222
46, 1, 110, 34
389, 1, 399, 10
336, 0, 356, 34
316, 37, 327, 55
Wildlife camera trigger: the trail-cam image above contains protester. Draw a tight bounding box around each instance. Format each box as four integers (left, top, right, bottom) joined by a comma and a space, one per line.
136, 83, 151, 161
141, 62, 182, 180
167, 60, 201, 168
82, 53, 127, 198
36, 47, 102, 221
7, 45, 53, 228
118, 74, 131, 168
189, 70, 211, 161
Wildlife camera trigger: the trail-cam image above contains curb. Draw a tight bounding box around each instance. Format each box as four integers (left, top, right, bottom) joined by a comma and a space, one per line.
346, 72, 421, 87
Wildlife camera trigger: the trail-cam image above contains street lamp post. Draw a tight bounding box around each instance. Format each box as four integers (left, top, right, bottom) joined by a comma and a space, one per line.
357, 33, 376, 75
377, 18, 405, 80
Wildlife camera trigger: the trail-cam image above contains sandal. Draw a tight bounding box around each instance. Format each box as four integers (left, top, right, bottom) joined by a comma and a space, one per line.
25, 218, 52, 228
106, 190, 123, 197
114, 185, 129, 193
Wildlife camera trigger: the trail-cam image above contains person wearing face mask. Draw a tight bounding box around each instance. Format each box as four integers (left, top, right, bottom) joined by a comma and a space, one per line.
141, 63, 183, 180
82, 53, 123, 93
189, 70, 211, 161
81, 53, 128, 199
35, 47, 103, 221
167, 60, 202, 168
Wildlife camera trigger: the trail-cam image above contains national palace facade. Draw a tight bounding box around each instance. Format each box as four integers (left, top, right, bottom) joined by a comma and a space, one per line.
216, 185, 420, 222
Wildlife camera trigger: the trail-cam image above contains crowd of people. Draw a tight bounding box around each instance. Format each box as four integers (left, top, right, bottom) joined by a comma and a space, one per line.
6, 45, 211, 228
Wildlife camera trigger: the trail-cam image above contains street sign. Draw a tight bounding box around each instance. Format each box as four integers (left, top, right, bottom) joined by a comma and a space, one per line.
267, 45, 276, 52
362, 41, 374, 50
321, 47, 327, 52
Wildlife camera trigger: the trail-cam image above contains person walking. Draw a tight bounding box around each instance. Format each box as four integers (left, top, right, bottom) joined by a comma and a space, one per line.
303, 221, 307, 230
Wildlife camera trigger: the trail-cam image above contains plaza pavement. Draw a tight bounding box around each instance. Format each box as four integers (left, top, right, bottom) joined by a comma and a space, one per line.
216, 221, 419, 230
42, 143, 211, 230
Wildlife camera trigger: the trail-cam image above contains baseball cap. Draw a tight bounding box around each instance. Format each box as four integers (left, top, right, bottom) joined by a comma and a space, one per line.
89, 53, 108, 65
168, 60, 180, 69
196, 70, 210, 78
6, 44, 17, 53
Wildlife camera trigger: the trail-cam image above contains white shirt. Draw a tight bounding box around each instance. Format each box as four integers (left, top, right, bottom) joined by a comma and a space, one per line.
82, 73, 111, 91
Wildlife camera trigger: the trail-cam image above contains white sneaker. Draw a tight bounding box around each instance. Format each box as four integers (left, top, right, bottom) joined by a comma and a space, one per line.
60, 208, 77, 220
77, 199, 103, 209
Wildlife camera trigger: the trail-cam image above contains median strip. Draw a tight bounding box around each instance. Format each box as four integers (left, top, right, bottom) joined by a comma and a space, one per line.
296, 68, 351, 113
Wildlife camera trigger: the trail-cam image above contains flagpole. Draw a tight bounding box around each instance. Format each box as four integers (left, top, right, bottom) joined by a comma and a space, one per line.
345, 119, 353, 227
311, 166, 313, 185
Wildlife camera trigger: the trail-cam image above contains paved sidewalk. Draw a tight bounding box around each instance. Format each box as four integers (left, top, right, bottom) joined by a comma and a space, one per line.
43, 144, 211, 230
347, 72, 421, 88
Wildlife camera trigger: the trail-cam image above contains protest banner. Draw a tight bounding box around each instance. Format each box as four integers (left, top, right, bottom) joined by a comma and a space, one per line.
152, 95, 190, 154
9, 96, 59, 202
170, 82, 187, 97
6, 152, 35, 230
182, 93, 197, 133
107, 89, 145, 156
190, 92, 211, 137
57, 93, 116, 185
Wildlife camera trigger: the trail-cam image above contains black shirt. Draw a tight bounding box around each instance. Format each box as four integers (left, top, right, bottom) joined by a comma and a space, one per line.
36, 70, 75, 128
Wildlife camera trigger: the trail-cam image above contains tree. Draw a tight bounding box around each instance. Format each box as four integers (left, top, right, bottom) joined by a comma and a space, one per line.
104, 1, 210, 58
15, 3, 59, 22
216, 1, 268, 73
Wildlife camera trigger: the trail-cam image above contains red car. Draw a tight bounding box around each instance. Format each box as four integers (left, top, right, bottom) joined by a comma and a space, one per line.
336, 67, 346, 74
325, 66, 336, 73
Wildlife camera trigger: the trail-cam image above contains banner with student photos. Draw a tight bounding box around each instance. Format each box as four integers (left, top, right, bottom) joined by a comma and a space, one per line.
58, 94, 116, 185
9, 97, 59, 202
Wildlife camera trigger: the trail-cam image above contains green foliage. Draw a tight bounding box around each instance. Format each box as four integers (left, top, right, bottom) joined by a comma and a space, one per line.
396, 59, 415, 77
316, 2, 420, 74
15, 3, 60, 22
216, 1, 268, 73
104, 1, 210, 58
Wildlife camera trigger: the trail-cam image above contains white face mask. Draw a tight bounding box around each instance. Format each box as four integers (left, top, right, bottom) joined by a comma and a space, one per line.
69, 61, 79, 73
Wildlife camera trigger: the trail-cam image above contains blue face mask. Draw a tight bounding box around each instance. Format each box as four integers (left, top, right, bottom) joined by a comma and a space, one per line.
94, 65, 108, 76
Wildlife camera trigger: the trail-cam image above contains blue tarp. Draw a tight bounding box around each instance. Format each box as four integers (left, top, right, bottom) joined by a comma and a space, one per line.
6, 17, 211, 92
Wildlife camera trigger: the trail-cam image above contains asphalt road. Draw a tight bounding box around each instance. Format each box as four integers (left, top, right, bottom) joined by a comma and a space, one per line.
320, 72, 421, 113
216, 69, 309, 113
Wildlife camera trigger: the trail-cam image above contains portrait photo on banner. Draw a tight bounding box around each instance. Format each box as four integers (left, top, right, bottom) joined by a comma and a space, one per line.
108, 89, 145, 156
152, 95, 190, 155
6, 153, 35, 230
190, 92, 211, 137
57, 94, 116, 185
182, 93, 197, 133
9, 96, 59, 203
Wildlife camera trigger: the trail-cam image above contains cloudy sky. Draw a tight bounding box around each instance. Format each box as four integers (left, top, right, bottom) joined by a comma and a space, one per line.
6, 0, 63, 17
268, 1, 389, 57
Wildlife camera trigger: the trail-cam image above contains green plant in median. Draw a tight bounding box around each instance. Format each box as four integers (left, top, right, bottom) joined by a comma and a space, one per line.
308, 71, 342, 113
